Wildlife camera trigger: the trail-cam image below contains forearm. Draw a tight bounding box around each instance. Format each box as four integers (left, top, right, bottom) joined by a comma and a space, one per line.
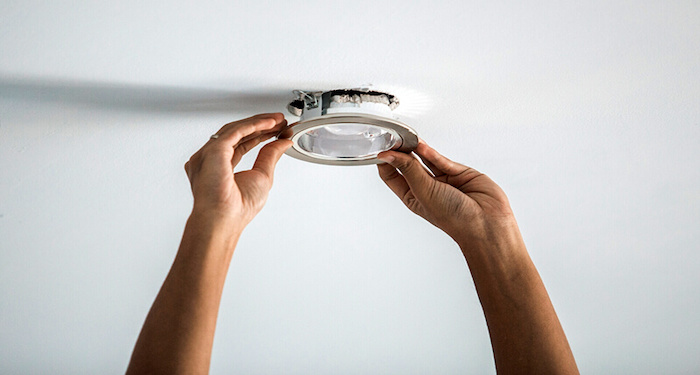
457, 219, 578, 374
127, 212, 243, 375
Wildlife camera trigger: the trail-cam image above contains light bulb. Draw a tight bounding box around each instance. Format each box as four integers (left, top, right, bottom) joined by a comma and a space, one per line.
296, 124, 399, 158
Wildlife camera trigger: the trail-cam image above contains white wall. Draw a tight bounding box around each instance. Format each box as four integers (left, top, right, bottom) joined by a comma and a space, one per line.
1, 1, 699, 373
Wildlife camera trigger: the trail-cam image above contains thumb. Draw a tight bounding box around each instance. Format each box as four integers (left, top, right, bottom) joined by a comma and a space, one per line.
377, 150, 435, 199
252, 139, 293, 180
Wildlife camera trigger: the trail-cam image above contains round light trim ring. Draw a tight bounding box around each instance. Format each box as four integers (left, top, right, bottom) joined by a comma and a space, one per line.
280, 113, 418, 166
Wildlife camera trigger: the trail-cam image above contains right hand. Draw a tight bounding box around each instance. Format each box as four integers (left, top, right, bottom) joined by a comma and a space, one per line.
376, 141, 519, 248
378, 143, 580, 375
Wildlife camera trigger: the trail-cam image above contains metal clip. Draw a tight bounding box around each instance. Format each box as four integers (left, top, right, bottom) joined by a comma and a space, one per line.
287, 90, 323, 116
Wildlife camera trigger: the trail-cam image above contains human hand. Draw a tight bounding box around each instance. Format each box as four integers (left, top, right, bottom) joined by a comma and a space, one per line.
184, 113, 292, 229
378, 143, 580, 375
377, 141, 519, 249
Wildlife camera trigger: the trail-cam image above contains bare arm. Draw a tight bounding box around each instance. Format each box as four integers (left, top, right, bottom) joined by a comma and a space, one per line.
377, 142, 578, 374
126, 113, 292, 375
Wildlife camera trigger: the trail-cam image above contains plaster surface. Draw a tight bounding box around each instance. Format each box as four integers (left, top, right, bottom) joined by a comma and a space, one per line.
1, 1, 699, 373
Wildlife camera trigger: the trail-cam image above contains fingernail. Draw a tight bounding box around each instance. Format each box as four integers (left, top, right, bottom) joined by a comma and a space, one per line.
377, 154, 395, 163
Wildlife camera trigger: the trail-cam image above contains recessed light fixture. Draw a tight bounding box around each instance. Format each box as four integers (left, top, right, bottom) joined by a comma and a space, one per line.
278, 88, 419, 166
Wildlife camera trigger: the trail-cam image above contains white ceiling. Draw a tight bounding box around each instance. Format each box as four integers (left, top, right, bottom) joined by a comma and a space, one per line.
1, 0, 699, 373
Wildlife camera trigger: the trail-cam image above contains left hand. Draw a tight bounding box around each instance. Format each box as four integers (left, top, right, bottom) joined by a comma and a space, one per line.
184, 113, 292, 227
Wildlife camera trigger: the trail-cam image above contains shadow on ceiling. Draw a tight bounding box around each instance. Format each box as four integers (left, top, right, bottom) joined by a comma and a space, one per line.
0, 75, 294, 114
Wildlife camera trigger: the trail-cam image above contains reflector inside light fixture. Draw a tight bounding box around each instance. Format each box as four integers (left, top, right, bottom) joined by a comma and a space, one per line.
296, 123, 400, 159
279, 89, 418, 166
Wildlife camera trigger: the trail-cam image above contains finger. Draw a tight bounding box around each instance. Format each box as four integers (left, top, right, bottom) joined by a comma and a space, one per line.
251, 139, 293, 180
412, 152, 437, 178
377, 150, 435, 202
215, 113, 287, 146
229, 125, 281, 153
213, 113, 284, 136
376, 162, 411, 200
231, 133, 277, 167
189, 115, 284, 171
414, 143, 443, 178
413, 141, 469, 176
184, 161, 192, 180
219, 115, 285, 145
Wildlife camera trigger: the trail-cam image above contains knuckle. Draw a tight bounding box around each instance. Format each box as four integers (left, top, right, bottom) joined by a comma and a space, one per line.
395, 156, 417, 171
403, 194, 417, 208
403, 194, 423, 215
377, 165, 398, 180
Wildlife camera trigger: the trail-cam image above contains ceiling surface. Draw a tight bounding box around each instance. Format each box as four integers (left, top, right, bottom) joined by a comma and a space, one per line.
1, 1, 699, 374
